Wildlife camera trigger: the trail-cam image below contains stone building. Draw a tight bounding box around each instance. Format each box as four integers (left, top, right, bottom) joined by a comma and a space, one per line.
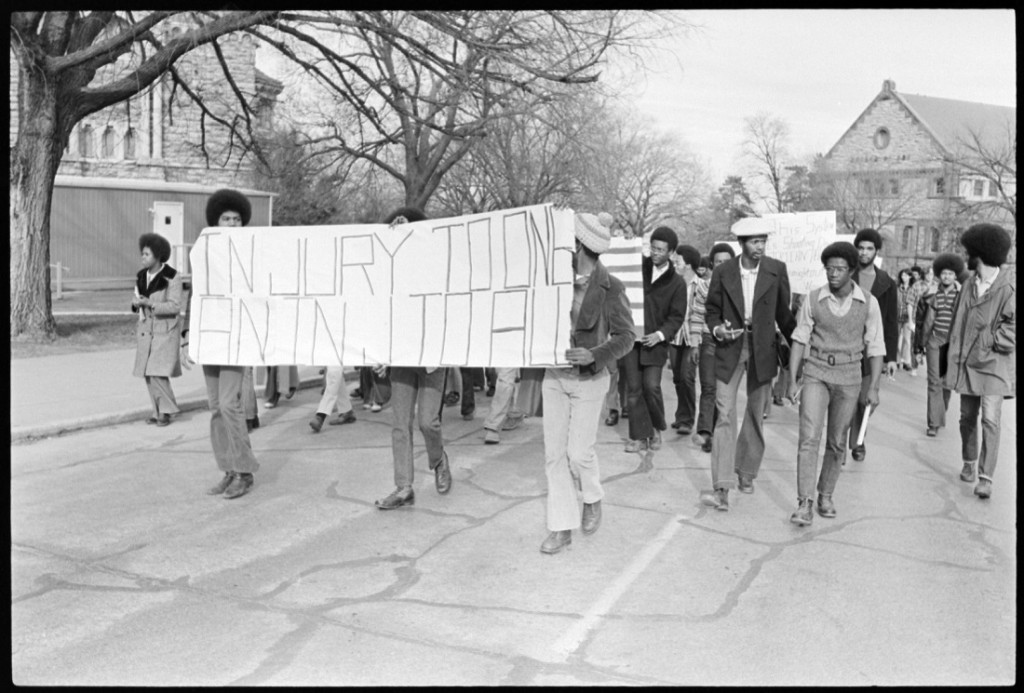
824, 79, 1015, 269
9, 14, 283, 288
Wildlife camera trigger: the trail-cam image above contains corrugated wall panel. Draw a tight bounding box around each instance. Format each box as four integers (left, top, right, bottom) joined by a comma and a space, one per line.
50, 184, 273, 287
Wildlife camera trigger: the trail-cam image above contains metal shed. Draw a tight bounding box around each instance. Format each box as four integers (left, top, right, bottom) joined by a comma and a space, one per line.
50, 175, 275, 290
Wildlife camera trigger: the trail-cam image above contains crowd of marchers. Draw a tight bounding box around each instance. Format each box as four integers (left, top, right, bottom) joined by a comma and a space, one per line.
129, 190, 1015, 551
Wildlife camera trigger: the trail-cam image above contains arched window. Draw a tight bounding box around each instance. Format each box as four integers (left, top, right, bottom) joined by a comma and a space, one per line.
78, 124, 94, 158
101, 126, 116, 158
124, 128, 137, 160
930, 227, 941, 252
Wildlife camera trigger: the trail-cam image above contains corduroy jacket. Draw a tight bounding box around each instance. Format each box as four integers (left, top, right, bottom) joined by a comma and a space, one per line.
571, 260, 636, 377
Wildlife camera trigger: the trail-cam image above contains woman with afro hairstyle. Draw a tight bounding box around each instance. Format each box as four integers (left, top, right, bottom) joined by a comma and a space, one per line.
944, 223, 1015, 500
920, 253, 965, 437
132, 232, 184, 426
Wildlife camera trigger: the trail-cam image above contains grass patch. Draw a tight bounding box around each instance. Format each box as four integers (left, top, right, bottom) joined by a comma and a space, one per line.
11, 315, 139, 359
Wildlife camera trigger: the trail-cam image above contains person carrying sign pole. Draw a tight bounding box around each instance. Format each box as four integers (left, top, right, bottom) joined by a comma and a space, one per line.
702, 220, 796, 509
539, 212, 635, 555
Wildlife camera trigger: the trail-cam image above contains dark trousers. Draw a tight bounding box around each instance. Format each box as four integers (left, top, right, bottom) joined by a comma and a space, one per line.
668, 343, 697, 429
459, 367, 477, 416
696, 333, 718, 437
622, 342, 667, 440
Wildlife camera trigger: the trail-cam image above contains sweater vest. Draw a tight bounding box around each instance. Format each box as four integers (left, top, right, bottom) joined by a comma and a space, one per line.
803, 287, 868, 386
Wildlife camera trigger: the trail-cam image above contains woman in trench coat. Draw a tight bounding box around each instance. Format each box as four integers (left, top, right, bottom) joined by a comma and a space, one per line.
132, 233, 183, 426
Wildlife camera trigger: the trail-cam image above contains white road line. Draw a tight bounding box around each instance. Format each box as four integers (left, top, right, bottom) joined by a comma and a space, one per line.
550, 514, 687, 661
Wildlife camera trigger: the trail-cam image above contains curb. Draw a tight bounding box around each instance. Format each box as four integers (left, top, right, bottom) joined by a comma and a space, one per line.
11, 373, 341, 444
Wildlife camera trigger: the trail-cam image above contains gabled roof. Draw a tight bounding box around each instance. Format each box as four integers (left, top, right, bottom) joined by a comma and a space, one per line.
826, 79, 1016, 159
897, 92, 1015, 154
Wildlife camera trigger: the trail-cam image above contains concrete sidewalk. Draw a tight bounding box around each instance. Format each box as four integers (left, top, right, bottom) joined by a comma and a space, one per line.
10, 348, 325, 442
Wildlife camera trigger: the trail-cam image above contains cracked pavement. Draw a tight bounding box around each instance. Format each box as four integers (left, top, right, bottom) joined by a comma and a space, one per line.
10, 371, 1016, 685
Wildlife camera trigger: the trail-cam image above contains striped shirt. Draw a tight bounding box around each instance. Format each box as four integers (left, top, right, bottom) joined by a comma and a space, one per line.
603, 236, 645, 339
929, 283, 959, 342
675, 275, 709, 345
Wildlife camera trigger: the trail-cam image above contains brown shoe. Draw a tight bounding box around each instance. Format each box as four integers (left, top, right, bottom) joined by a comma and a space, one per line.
223, 472, 254, 499
540, 530, 572, 554
648, 430, 662, 451
790, 498, 813, 526
737, 474, 754, 494
434, 451, 452, 495
816, 493, 837, 518
960, 462, 976, 482
207, 472, 235, 495
375, 487, 415, 510
581, 501, 602, 535
974, 478, 992, 499
329, 411, 357, 425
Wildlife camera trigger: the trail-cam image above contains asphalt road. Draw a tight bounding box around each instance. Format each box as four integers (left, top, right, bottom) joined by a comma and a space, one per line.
10, 369, 1017, 685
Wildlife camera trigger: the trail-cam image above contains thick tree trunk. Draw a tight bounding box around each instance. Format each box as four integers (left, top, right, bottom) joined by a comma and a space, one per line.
10, 58, 64, 339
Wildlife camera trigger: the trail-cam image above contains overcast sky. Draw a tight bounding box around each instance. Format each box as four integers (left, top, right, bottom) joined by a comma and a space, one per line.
618, 9, 1016, 184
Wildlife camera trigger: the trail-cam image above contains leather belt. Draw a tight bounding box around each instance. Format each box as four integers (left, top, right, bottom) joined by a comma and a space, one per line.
808, 346, 862, 366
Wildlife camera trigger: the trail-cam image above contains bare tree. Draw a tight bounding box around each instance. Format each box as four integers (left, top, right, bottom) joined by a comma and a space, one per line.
944, 119, 1017, 226
742, 112, 790, 213
810, 157, 925, 233
10, 10, 666, 338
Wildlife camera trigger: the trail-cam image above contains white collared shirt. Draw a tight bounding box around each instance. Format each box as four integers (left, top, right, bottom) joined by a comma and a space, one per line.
739, 261, 759, 322
791, 283, 886, 358
975, 267, 1000, 298
651, 261, 670, 284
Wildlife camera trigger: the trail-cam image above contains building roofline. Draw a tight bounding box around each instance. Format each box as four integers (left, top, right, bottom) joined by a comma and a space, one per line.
54, 175, 276, 197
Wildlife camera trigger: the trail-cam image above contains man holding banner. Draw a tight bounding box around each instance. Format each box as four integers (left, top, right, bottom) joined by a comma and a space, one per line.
540, 212, 635, 555
703, 220, 796, 509
374, 207, 452, 510
846, 229, 899, 462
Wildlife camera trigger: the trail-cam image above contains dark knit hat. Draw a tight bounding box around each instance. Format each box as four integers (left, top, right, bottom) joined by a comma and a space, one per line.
675, 244, 700, 271
650, 226, 679, 252
383, 206, 427, 224
138, 232, 172, 263
960, 223, 1012, 266
932, 253, 965, 277
206, 188, 252, 227
853, 228, 883, 250
710, 242, 736, 260
820, 241, 858, 270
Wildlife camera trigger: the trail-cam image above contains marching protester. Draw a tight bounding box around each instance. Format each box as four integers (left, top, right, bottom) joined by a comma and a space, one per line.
786, 242, 885, 526
621, 226, 687, 452
920, 253, 964, 437
132, 232, 183, 427
482, 368, 525, 444
702, 223, 796, 509
846, 229, 898, 462
264, 365, 300, 409
180, 188, 260, 499
909, 265, 929, 373
540, 211, 634, 554
601, 224, 644, 427
896, 268, 917, 373
374, 207, 453, 510
944, 223, 1015, 500
668, 244, 702, 435
694, 243, 736, 453
309, 366, 357, 433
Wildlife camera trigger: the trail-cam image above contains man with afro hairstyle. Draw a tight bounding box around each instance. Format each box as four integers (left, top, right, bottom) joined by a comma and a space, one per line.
920, 252, 965, 437
846, 228, 899, 462
944, 223, 1015, 499
181, 189, 261, 499
786, 242, 885, 526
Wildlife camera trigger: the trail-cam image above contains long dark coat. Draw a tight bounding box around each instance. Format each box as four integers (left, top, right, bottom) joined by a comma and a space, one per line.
704, 255, 796, 387
132, 265, 183, 378
638, 256, 688, 367
943, 269, 1016, 397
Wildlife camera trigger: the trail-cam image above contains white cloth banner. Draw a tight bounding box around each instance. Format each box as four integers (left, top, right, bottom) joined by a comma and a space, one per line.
731, 211, 837, 295
187, 204, 576, 367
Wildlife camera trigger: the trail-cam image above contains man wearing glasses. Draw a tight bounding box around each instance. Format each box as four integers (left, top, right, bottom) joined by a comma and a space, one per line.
786, 242, 885, 526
